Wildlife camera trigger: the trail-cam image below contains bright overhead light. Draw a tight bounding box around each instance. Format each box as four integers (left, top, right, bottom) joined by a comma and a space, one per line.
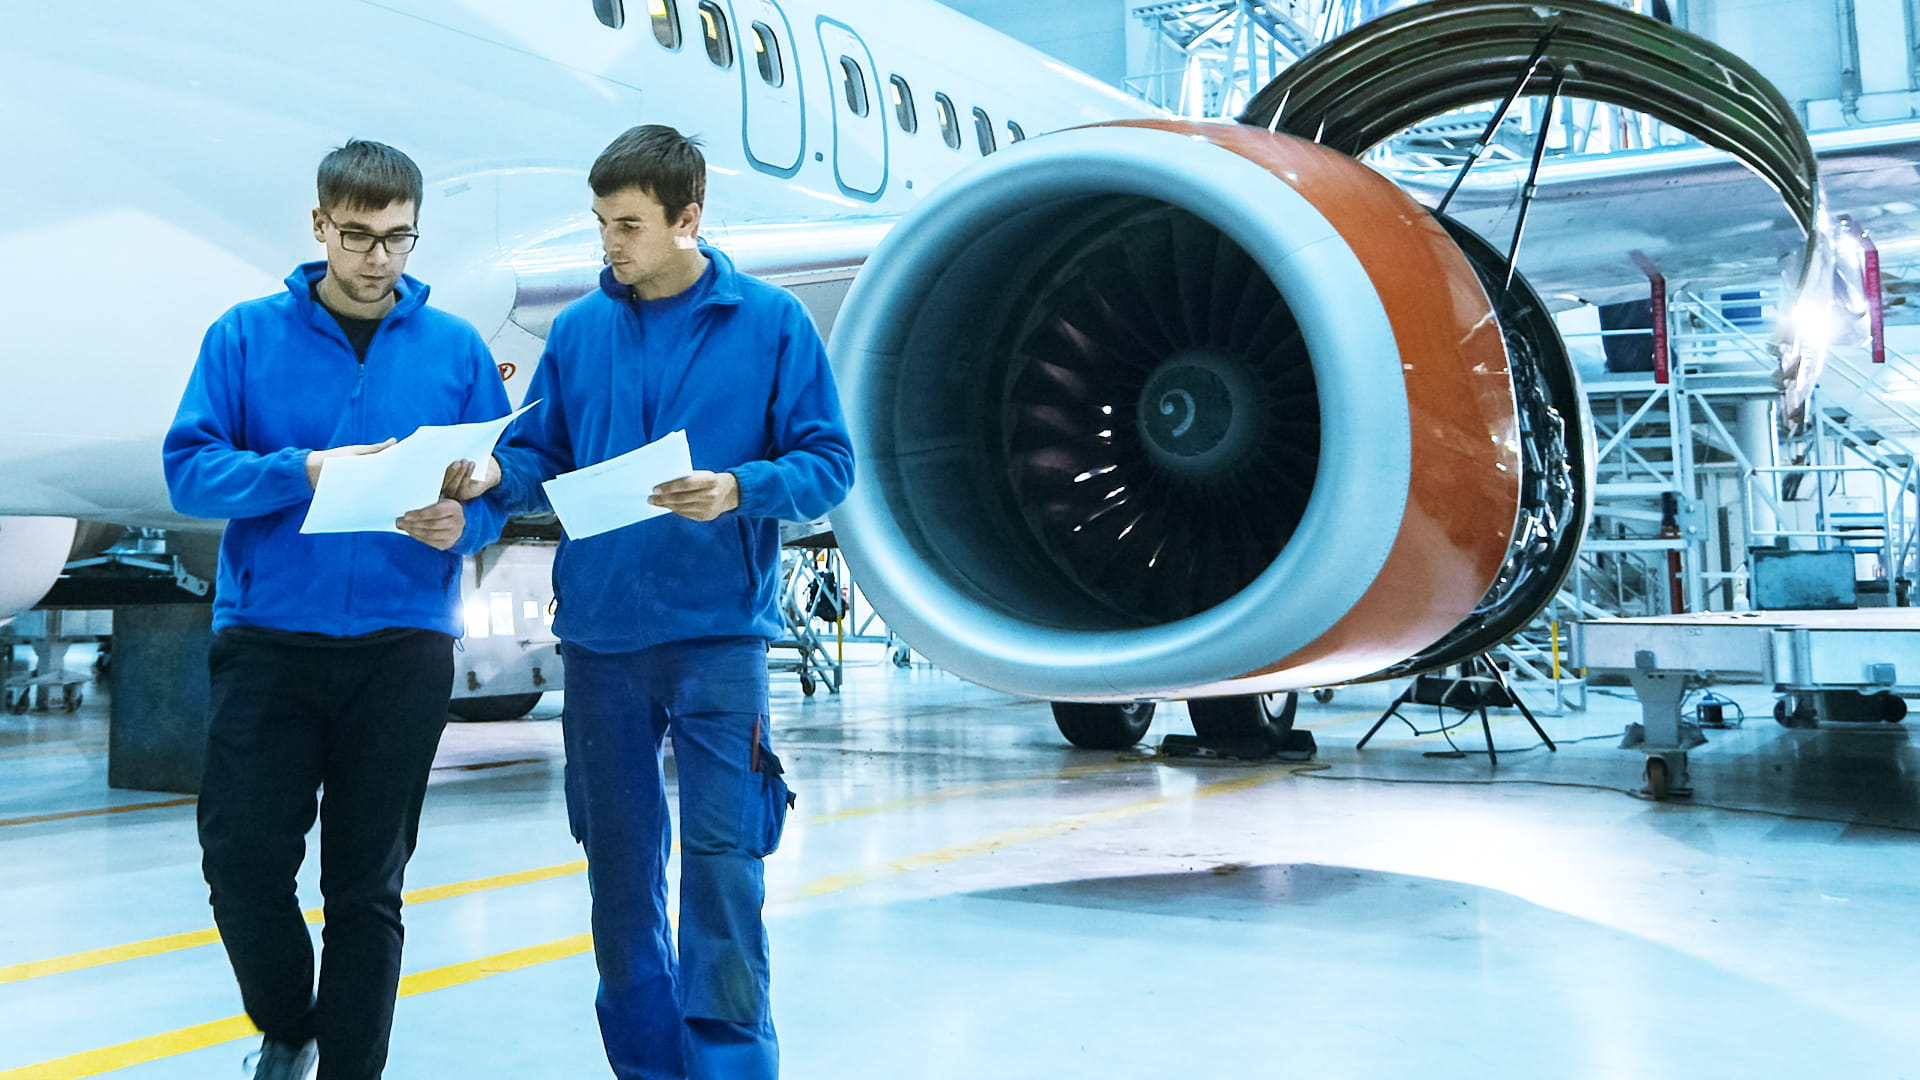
1790, 296, 1840, 353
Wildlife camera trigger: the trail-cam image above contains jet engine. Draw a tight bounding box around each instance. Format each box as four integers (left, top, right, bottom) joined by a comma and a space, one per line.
830, 119, 1588, 704
829, 0, 1818, 746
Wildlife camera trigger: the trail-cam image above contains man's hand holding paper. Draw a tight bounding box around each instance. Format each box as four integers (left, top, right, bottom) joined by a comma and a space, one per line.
304, 439, 396, 488
648, 470, 739, 522
390, 460, 483, 550
444, 453, 501, 502
301, 401, 537, 539
541, 429, 698, 538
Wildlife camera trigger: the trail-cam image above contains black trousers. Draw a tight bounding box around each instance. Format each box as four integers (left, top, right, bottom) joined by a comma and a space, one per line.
198, 628, 453, 1080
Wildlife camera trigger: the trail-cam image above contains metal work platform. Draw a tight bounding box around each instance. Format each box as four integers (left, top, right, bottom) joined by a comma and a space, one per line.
1581, 609, 1920, 798
770, 547, 844, 697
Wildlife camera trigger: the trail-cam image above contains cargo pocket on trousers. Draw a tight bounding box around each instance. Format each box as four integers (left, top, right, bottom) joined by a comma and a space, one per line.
563, 758, 588, 846
743, 737, 795, 858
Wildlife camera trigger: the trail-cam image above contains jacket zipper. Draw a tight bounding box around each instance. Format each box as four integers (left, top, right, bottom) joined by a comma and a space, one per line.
342, 321, 374, 634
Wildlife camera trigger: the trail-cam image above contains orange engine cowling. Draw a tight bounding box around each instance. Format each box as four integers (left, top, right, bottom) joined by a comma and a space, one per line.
828, 120, 1588, 701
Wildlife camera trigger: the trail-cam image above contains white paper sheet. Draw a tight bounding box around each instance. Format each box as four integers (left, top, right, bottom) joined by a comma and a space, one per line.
300, 401, 539, 535
541, 429, 694, 540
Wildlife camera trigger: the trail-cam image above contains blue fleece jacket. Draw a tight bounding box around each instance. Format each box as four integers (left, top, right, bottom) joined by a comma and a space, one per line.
489, 244, 854, 652
164, 262, 510, 636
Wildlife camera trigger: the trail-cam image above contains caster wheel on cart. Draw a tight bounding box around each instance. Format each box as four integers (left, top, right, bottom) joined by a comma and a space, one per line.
1644, 757, 1671, 801
1773, 696, 1817, 728
800, 672, 816, 697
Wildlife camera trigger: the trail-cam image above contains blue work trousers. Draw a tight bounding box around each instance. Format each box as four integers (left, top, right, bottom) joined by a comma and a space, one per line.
560, 637, 790, 1080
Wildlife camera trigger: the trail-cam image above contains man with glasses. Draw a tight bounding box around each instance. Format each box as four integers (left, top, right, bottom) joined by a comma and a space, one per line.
164, 139, 509, 1080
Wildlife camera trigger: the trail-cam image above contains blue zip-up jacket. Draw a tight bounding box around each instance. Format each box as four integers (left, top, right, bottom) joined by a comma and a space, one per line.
164, 262, 511, 637
490, 244, 854, 652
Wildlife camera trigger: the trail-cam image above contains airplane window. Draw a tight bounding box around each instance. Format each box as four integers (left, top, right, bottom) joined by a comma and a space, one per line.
751, 22, 784, 87
1007, 121, 1026, 142
935, 93, 960, 150
697, 1, 732, 67
593, 0, 624, 29
839, 56, 870, 118
649, 0, 680, 49
972, 107, 997, 155
889, 75, 917, 134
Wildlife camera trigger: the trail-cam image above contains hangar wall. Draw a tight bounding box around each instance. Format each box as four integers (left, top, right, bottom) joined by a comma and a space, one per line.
933, 0, 1920, 128
1690, 0, 1919, 124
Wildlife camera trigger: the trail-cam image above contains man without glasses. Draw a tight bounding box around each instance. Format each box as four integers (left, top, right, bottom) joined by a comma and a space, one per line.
462, 124, 854, 1079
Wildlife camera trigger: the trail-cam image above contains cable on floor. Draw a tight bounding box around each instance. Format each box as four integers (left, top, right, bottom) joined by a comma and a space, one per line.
1424, 731, 1623, 758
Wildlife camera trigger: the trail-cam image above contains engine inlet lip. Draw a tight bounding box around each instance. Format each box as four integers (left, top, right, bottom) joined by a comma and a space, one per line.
829, 124, 1415, 699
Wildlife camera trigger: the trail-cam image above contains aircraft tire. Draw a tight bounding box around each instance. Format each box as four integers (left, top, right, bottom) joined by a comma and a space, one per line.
1188, 692, 1298, 750
448, 692, 544, 722
1051, 701, 1155, 749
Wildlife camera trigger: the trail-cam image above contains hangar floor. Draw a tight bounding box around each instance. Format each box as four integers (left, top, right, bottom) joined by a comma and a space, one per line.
3, 646, 1918, 1079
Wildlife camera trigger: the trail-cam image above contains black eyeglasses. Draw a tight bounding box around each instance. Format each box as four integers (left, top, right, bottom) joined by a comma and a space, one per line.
325, 214, 419, 254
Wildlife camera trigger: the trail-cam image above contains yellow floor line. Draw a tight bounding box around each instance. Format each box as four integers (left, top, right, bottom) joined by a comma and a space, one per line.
399, 859, 589, 906
0, 714, 1435, 991
0, 750, 552, 824
0, 798, 198, 830
0, 928, 225, 986
0, 859, 589, 987
395, 933, 595, 996
0, 764, 1296, 1079
0, 760, 1144, 986
0, 745, 106, 762
0, 1017, 260, 1080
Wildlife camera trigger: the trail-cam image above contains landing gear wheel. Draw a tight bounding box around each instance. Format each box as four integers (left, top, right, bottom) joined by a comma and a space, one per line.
448, 692, 544, 722
1051, 701, 1156, 749
7, 691, 26, 716
62, 687, 82, 713
891, 643, 912, 667
800, 672, 817, 697
1312, 688, 1335, 704
1644, 756, 1671, 801
1188, 692, 1304, 755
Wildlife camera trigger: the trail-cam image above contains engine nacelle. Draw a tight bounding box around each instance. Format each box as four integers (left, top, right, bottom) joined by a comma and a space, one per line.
0, 516, 78, 627
830, 121, 1586, 702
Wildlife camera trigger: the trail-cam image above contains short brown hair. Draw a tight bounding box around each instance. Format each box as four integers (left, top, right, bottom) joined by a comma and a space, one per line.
589, 125, 706, 221
317, 139, 423, 218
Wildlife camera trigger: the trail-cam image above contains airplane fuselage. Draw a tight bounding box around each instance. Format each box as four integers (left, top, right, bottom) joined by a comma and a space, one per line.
0, 0, 1148, 530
